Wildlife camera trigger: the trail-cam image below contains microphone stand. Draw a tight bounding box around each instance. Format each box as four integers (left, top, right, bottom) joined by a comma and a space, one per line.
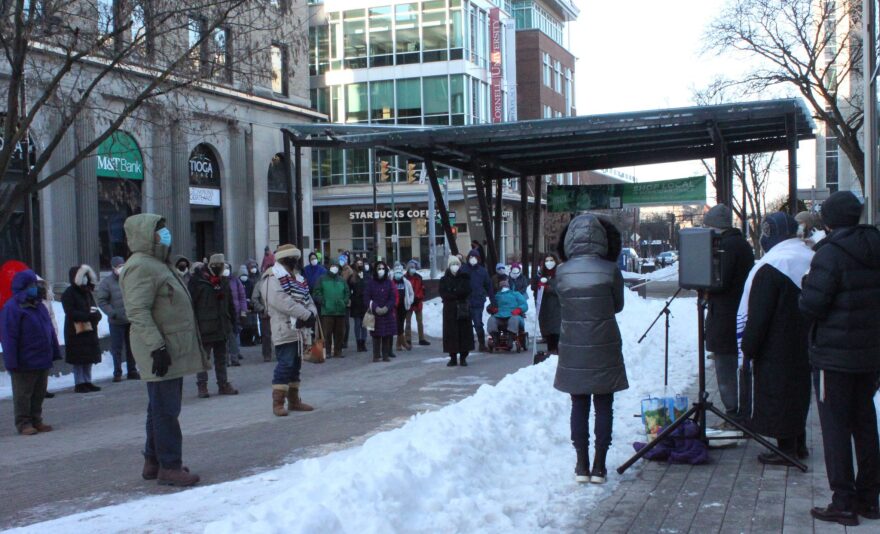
638, 287, 682, 388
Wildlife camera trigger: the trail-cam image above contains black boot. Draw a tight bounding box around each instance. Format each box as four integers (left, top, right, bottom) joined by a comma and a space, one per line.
797, 432, 809, 459
591, 447, 608, 484
357, 340, 367, 352
811, 505, 859, 526
460, 353, 468, 367
447, 354, 458, 367
575, 448, 590, 483
477, 332, 488, 352
758, 437, 798, 466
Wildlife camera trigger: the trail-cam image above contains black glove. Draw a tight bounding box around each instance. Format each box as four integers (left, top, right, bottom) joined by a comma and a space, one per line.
296, 313, 316, 329
151, 346, 172, 377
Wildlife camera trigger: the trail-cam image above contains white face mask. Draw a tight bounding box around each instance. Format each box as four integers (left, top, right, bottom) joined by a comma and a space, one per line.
408, 268, 416, 275
469, 257, 478, 266
222, 268, 231, 277
377, 269, 386, 278
177, 266, 188, 274
113, 267, 122, 276
249, 268, 257, 274
239, 274, 248, 282
364, 264, 371, 272
500, 287, 509, 292
545, 260, 556, 270
358, 271, 364, 279
510, 269, 521, 279
330, 266, 339, 275
310, 259, 318, 266
450, 264, 460, 274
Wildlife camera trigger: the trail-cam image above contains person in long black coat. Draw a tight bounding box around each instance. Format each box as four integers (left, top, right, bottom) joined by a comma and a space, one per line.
439, 255, 473, 367
61, 265, 102, 393
703, 204, 755, 420
740, 212, 813, 466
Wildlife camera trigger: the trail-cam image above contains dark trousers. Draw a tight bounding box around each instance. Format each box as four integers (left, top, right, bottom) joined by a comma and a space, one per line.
546, 334, 560, 353
273, 342, 302, 385
12, 369, 49, 432
570, 393, 614, 452
145, 377, 183, 469
372, 335, 393, 359
321, 315, 346, 357
814, 369, 880, 510
197, 340, 228, 386
712, 352, 739, 415
343, 308, 351, 347
260, 315, 274, 360
109, 323, 137, 377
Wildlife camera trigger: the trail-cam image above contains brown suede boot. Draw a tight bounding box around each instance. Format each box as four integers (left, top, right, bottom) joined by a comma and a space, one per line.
197, 382, 210, 398
34, 423, 53, 432
218, 382, 239, 395
19, 424, 38, 436
272, 386, 289, 417
287, 384, 314, 412
142, 456, 159, 480
157, 467, 200, 487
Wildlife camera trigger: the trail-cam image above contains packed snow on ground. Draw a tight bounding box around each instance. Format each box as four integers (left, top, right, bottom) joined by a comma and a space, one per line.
621, 263, 678, 282
7, 291, 699, 534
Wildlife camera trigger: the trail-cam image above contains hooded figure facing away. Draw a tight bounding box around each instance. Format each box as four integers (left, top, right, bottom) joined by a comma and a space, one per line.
553, 214, 627, 487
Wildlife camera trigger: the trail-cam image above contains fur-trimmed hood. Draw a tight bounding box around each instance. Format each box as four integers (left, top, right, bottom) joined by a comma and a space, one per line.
68, 265, 98, 288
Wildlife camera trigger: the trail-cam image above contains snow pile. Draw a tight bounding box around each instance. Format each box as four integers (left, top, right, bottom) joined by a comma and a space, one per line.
0, 351, 116, 399
622, 263, 678, 282
9, 291, 699, 534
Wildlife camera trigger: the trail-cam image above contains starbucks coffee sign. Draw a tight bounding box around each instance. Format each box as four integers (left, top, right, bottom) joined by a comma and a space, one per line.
96, 131, 144, 180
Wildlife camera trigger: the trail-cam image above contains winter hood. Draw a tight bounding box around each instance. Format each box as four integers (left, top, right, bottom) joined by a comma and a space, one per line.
68, 265, 98, 287
819, 225, 880, 269
564, 214, 608, 259
125, 213, 168, 261
12, 269, 37, 293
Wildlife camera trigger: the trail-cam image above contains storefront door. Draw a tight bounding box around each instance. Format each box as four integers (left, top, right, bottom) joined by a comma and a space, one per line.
96, 131, 144, 269
189, 144, 223, 262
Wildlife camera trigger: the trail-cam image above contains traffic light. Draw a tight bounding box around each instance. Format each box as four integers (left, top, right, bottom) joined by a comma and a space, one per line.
379, 160, 390, 182
406, 162, 417, 184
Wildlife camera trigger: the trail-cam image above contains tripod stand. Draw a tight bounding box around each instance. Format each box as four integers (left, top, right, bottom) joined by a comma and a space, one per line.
617, 290, 808, 474
638, 287, 682, 388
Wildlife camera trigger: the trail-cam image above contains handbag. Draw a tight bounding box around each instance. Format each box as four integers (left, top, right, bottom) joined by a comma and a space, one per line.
74, 321, 94, 334
306, 317, 326, 364
363, 307, 376, 331
456, 301, 470, 320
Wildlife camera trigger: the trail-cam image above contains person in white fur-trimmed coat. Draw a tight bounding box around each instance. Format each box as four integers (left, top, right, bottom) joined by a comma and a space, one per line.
61, 264, 103, 393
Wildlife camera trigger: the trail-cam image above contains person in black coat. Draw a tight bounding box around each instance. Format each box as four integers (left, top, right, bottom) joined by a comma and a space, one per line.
349, 263, 369, 352
61, 265, 103, 393
439, 255, 474, 367
703, 204, 754, 421
189, 253, 238, 398
740, 212, 813, 466
799, 191, 880, 526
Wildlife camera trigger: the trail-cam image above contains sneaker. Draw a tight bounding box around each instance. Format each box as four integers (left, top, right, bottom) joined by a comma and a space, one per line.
575, 449, 590, 484
419, 339, 431, 346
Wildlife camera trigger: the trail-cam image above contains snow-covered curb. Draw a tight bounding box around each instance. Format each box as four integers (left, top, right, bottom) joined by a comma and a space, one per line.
7, 292, 698, 534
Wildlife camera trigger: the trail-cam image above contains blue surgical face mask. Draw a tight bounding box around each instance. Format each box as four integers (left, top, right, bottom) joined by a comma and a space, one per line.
157, 228, 172, 247
339, 257, 347, 266
25, 285, 39, 299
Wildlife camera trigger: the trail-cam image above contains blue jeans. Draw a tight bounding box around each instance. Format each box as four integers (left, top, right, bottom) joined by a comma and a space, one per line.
72, 364, 92, 385
109, 323, 137, 377
470, 305, 485, 338
273, 342, 302, 385
353, 317, 367, 342
145, 378, 183, 469
227, 325, 241, 364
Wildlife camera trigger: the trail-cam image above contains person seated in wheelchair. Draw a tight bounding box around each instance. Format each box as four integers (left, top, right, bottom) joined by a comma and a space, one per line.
486, 279, 529, 345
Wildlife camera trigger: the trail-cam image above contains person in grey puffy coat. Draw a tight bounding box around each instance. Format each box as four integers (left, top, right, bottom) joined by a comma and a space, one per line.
96, 256, 139, 381
553, 214, 627, 485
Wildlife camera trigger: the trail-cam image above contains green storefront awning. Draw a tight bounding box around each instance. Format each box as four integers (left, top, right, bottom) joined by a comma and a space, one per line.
548, 176, 707, 212
96, 131, 144, 180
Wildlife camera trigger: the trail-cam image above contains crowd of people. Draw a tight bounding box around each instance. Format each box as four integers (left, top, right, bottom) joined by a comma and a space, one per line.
1, 191, 877, 513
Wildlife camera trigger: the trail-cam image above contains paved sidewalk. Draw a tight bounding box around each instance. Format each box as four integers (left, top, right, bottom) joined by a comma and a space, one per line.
582, 365, 872, 533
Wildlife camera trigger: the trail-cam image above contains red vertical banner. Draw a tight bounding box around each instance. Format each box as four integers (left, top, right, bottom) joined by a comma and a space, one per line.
489, 8, 504, 123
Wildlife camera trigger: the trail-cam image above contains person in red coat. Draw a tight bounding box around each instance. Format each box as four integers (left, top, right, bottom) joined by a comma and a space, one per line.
404, 260, 430, 347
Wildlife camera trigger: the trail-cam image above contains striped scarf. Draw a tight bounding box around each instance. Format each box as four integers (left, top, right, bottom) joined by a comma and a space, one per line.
272, 264, 311, 305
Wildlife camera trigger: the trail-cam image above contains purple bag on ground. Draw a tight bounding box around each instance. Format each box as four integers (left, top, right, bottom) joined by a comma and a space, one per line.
632, 420, 709, 465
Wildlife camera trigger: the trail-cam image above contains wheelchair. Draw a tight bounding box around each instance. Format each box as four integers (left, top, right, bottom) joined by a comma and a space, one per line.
487, 316, 529, 353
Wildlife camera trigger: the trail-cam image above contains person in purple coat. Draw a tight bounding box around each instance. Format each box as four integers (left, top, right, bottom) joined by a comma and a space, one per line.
1, 270, 61, 435
364, 260, 397, 362
226, 262, 248, 367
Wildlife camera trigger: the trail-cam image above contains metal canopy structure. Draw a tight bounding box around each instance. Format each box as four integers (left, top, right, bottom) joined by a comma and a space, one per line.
280, 99, 816, 273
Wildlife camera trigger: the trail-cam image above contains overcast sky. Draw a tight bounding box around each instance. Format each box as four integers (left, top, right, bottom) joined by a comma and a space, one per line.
566, 0, 817, 195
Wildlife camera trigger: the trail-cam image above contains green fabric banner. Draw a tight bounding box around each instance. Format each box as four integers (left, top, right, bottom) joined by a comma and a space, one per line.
547, 176, 706, 212
96, 131, 144, 180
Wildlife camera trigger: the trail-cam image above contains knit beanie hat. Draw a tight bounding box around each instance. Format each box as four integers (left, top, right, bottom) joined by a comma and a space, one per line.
448, 255, 462, 268
275, 244, 302, 261
820, 191, 863, 229
495, 262, 506, 272
110, 256, 125, 268
407, 259, 420, 270
760, 212, 798, 252
704, 204, 733, 230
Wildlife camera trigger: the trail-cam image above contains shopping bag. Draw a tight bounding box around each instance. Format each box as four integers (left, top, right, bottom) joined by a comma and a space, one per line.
305, 318, 326, 364
363, 310, 376, 331
641, 397, 672, 441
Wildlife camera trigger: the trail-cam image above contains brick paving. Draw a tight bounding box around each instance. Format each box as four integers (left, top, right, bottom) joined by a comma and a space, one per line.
582, 366, 875, 533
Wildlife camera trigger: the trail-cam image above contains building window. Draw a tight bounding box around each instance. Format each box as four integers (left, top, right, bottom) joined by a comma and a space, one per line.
271, 43, 289, 95
346, 82, 368, 123
396, 3, 421, 65
542, 52, 551, 87
423, 75, 450, 125
97, 0, 115, 36
825, 134, 839, 194
370, 80, 395, 123
188, 17, 206, 74
310, 23, 330, 75
543, 105, 552, 118
314, 210, 330, 240
553, 59, 562, 93
344, 8, 367, 69
397, 78, 422, 124
369, 6, 394, 67
352, 218, 376, 254
422, 1, 449, 62
209, 27, 232, 82
564, 68, 573, 115
513, 0, 564, 45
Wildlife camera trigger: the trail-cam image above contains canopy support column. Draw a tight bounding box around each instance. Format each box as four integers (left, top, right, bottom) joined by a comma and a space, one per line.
426, 159, 459, 256
282, 130, 297, 247
531, 176, 542, 275
786, 114, 799, 215
494, 178, 503, 264
474, 172, 498, 268
294, 142, 304, 250
520, 177, 529, 279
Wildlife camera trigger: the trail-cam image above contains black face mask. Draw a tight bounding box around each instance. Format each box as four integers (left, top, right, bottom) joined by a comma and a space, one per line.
280, 259, 298, 272
210, 265, 224, 276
